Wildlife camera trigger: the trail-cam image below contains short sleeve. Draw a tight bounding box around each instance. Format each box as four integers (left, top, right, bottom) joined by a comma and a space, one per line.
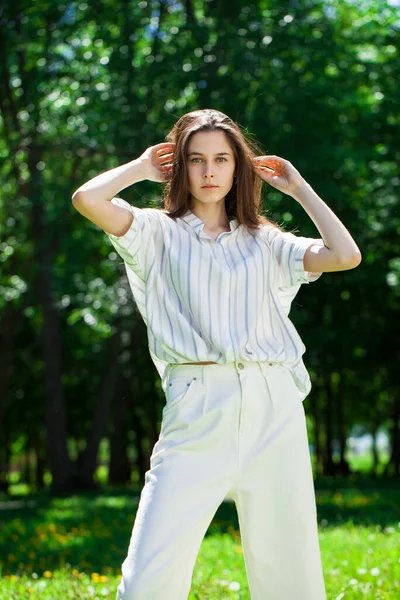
262, 226, 325, 289
104, 197, 158, 281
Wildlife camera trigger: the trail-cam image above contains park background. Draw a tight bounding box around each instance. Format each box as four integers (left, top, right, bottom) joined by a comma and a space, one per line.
1, 0, 399, 598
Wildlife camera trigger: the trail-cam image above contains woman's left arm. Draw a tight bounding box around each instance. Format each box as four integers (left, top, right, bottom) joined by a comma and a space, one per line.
252, 155, 362, 273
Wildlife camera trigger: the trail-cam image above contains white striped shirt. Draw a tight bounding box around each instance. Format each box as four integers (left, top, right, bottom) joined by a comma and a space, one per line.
106, 197, 324, 402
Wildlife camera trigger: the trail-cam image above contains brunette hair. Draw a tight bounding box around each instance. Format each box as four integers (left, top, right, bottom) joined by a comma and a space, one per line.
160, 109, 284, 232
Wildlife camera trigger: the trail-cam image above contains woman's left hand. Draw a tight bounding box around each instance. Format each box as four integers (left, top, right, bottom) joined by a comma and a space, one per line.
251, 155, 306, 196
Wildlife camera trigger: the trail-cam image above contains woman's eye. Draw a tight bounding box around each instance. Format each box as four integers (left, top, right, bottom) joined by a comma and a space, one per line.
190, 157, 226, 163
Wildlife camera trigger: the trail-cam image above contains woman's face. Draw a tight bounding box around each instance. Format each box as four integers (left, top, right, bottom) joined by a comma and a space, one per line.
186, 130, 236, 208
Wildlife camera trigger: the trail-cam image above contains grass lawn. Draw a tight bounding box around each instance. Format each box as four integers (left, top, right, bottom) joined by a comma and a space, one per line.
1, 453, 399, 599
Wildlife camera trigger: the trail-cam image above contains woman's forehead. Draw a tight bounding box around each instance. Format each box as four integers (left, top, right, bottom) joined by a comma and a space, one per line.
187, 131, 232, 154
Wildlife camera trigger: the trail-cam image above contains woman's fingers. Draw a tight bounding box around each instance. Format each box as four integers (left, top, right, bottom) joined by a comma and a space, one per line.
156, 152, 174, 168
253, 155, 284, 165
157, 148, 175, 170
259, 154, 283, 162
157, 143, 175, 156
157, 156, 173, 165
155, 142, 175, 149
254, 164, 275, 172
160, 159, 174, 173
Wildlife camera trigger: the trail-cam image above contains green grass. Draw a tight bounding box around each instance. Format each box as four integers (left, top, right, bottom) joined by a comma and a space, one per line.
1, 475, 400, 600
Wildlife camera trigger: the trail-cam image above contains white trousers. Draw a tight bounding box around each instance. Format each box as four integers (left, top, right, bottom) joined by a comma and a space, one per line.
116, 360, 326, 600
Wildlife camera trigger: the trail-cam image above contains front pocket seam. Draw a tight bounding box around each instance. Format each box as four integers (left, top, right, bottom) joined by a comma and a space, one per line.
163, 376, 200, 416
277, 365, 302, 404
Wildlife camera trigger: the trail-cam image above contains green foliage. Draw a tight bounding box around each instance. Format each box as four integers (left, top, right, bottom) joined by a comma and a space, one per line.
1, 0, 399, 492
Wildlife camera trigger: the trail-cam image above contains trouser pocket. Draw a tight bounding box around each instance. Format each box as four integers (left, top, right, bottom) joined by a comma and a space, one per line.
258, 362, 301, 414
162, 370, 203, 418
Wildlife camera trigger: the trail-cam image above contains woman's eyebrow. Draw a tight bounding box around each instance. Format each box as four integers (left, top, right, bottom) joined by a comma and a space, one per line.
187, 151, 231, 156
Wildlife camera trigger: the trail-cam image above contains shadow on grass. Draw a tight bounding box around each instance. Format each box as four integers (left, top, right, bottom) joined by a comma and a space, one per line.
1, 474, 399, 576
313, 473, 400, 528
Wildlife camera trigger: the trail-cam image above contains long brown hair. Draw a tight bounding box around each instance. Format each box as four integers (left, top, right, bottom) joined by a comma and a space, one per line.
160, 109, 284, 232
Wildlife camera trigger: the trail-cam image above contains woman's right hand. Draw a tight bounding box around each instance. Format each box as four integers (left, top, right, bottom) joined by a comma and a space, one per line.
138, 142, 175, 183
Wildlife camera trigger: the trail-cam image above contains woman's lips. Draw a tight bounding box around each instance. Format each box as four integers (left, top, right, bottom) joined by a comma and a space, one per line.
202, 185, 218, 189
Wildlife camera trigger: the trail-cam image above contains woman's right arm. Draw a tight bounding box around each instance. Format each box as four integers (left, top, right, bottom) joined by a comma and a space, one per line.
71, 143, 174, 237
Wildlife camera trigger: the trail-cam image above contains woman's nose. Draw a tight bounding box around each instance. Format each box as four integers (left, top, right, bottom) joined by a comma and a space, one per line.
202, 163, 215, 177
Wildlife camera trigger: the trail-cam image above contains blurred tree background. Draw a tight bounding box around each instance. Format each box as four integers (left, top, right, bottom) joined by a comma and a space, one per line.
1, 0, 399, 496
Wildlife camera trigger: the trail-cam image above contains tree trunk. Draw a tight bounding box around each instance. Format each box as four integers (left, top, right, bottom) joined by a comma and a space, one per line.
309, 392, 322, 477
322, 376, 335, 475
0, 304, 22, 493
30, 147, 74, 495
336, 377, 350, 476
109, 378, 131, 486
132, 410, 147, 485
384, 396, 400, 477
79, 324, 122, 489
31, 432, 46, 491
369, 424, 379, 475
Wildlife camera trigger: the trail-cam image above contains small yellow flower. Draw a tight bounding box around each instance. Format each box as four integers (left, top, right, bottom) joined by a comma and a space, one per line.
99, 575, 108, 582
43, 570, 52, 578
91, 572, 100, 581
72, 569, 80, 577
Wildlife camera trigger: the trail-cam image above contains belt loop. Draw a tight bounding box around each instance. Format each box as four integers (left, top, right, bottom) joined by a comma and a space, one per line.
200, 364, 206, 386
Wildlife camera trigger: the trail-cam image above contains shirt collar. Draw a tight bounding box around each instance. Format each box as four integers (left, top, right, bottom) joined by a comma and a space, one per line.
181, 209, 239, 233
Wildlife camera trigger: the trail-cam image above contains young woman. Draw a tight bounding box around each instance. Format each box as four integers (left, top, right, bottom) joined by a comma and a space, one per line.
72, 109, 361, 600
